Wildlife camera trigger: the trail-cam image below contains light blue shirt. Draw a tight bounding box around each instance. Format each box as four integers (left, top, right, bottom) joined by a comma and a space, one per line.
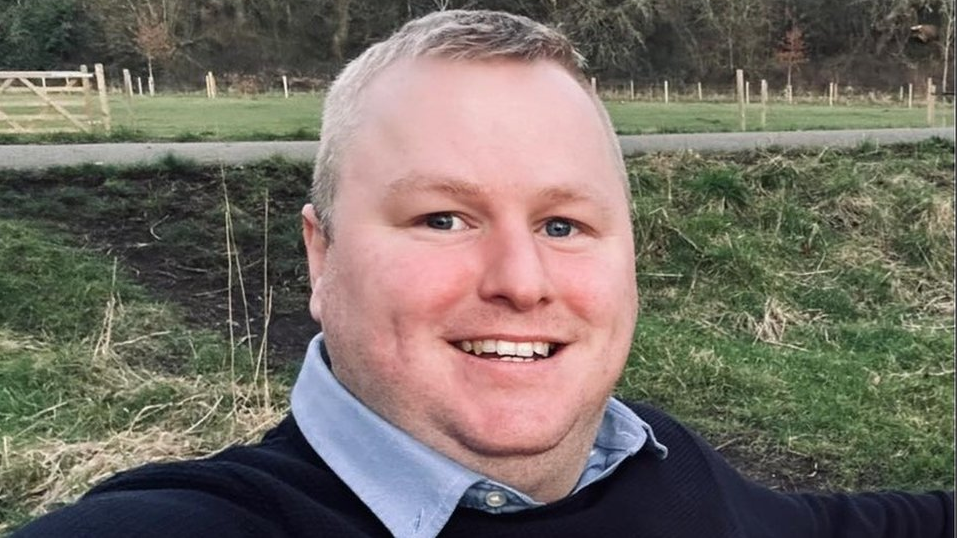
291, 333, 668, 538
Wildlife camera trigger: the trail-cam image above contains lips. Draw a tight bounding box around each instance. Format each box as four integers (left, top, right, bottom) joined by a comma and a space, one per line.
452, 338, 559, 362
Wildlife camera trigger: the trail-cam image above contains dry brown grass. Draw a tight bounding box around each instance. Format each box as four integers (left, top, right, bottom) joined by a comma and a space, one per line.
1, 348, 284, 530
0, 332, 45, 354
819, 193, 884, 234
6, 395, 282, 518
0, 190, 286, 530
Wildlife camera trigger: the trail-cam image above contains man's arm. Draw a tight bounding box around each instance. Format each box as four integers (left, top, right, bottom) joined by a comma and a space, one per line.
710, 439, 954, 537
11, 488, 267, 538
631, 401, 955, 538
731, 478, 955, 538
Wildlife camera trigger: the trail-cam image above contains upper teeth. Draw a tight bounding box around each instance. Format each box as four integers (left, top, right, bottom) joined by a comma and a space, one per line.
457, 339, 554, 359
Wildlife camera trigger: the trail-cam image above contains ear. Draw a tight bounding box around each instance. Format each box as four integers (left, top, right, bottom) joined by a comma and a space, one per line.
302, 204, 328, 323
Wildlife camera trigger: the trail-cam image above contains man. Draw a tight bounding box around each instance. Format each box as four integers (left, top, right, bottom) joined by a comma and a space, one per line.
16, 9, 953, 538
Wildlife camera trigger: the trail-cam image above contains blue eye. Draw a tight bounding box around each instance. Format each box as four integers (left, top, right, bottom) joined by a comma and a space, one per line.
424, 213, 466, 231
543, 218, 576, 237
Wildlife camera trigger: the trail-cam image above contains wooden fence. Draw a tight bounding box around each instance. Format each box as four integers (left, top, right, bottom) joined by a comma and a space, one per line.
0, 64, 111, 134
594, 73, 948, 130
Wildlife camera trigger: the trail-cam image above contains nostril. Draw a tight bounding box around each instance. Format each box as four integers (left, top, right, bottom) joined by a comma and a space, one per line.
477, 237, 552, 310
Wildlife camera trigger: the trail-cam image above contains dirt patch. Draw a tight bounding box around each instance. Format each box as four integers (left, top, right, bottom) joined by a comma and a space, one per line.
716, 438, 835, 492
0, 161, 317, 367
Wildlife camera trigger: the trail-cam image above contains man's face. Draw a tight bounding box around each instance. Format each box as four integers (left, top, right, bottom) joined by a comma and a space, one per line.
303, 58, 637, 466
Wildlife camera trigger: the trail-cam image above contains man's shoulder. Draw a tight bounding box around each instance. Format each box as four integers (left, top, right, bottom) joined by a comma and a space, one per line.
92, 415, 318, 492
13, 415, 386, 537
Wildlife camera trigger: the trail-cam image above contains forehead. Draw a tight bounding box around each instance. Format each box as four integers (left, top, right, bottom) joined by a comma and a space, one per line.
339, 57, 625, 204
357, 56, 601, 136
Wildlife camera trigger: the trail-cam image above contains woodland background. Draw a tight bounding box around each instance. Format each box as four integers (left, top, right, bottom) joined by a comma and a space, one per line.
0, 0, 953, 94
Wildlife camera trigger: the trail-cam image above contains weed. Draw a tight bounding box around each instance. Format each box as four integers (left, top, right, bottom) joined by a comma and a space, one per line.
688, 166, 750, 211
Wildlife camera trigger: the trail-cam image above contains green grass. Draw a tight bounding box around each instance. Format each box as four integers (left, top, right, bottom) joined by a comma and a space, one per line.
110, 94, 323, 140
618, 140, 954, 490
0, 93, 952, 143
0, 141, 953, 530
606, 101, 956, 134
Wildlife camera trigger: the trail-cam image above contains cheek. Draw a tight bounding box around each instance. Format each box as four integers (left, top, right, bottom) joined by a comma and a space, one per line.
376, 247, 477, 318
554, 251, 637, 324
322, 239, 479, 348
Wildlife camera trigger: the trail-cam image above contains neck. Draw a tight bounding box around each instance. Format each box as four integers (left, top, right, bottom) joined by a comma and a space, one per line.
447, 417, 603, 503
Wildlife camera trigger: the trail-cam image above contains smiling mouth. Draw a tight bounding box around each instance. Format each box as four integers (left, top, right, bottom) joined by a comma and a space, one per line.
452, 339, 561, 363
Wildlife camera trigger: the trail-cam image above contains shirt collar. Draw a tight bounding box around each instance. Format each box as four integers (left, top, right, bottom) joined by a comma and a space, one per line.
291, 333, 666, 538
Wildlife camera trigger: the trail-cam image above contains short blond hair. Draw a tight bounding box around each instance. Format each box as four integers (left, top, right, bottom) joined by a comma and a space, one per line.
311, 9, 625, 239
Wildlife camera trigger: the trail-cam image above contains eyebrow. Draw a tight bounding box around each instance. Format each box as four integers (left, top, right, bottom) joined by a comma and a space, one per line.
384, 174, 613, 214
536, 186, 598, 205
385, 174, 485, 199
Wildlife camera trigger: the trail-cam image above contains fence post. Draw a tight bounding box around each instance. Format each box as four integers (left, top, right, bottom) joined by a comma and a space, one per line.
927, 81, 936, 126
122, 69, 133, 100
205, 72, 218, 99
898, 86, 904, 103
736, 69, 745, 131
760, 79, 768, 129
148, 76, 155, 97
907, 83, 913, 109
282, 75, 289, 98
786, 84, 793, 104
663, 80, 669, 104
93, 63, 111, 133
828, 82, 834, 106
137, 77, 143, 96
745, 80, 750, 105
205, 73, 211, 98
79, 64, 93, 125
590, 77, 596, 94
630, 79, 635, 100
697, 81, 703, 101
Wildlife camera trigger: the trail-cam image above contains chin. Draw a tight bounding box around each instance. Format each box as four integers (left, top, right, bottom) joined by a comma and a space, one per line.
454, 409, 576, 457
463, 433, 564, 458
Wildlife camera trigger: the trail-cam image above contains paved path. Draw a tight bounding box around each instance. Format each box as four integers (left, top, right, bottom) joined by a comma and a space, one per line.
0, 127, 952, 170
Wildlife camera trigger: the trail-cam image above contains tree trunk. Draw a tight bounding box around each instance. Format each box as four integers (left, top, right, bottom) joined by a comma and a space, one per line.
331, 0, 352, 65
727, 36, 734, 69
942, 14, 953, 94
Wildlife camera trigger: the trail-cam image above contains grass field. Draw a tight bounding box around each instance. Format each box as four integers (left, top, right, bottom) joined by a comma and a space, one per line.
0, 92, 953, 143
0, 141, 954, 531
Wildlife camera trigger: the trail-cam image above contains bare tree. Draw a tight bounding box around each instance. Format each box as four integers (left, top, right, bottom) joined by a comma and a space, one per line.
904, 0, 955, 94
699, 0, 770, 70
542, 0, 654, 76
776, 22, 807, 89
131, 1, 178, 82
652, 0, 715, 79
936, 1, 953, 92
331, 0, 353, 65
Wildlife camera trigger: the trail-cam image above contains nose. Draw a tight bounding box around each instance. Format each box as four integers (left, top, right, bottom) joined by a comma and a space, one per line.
477, 225, 553, 311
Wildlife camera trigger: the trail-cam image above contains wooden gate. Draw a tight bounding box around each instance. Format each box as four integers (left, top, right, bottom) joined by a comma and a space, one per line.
0, 63, 111, 134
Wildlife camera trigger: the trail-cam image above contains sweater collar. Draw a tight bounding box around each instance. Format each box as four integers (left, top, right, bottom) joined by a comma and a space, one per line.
291, 333, 666, 538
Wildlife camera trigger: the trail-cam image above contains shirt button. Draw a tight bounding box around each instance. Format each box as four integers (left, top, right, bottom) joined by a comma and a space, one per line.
484, 490, 507, 508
